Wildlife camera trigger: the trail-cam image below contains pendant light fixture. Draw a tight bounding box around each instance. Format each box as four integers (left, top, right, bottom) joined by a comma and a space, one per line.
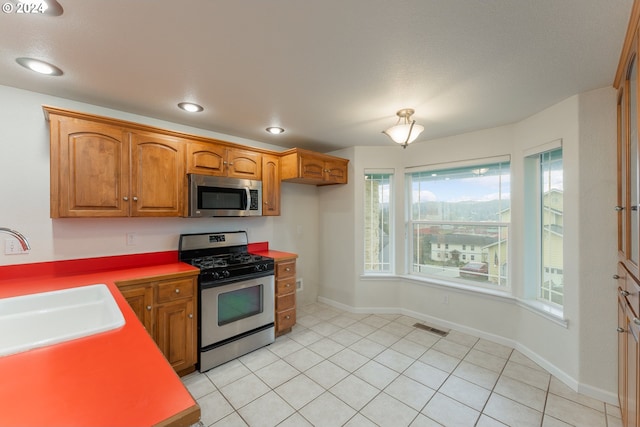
382, 108, 424, 149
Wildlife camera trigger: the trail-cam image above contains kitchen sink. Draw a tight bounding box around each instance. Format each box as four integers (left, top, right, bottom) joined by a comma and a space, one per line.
0, 284, 125, 356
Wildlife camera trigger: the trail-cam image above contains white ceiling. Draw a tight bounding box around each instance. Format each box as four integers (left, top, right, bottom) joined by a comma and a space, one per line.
0, 0, 633, 152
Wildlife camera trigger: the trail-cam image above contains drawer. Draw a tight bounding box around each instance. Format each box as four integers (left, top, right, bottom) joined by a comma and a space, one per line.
276, 260, 296, 278
620, 263, 640, 316
276, 308, 296, 331
277, 277, 296, 295
157, 278, 194, 303
276, 292, 295, 311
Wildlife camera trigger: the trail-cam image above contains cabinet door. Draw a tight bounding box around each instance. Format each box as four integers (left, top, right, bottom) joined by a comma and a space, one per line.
625, 300, 640, 427
130, 131, 185, 217
186, 141, 226, 176
299, 155, 326, 181
51, 116, 129, 217
324, 159, 348, 184
155, 299, 195, 374
121, 285, 153, 333
262, 154, 281, 216
227, 148, 262, 179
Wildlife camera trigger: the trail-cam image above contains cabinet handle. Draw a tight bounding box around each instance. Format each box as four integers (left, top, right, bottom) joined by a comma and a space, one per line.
613, 274, 621, 279
620, 289, 631, 297
618, 327, 626, 333
133, 196, 138, 201
633, 205, 639, 211
284, 315, 291, 320
123, 196, 129, 201
175, 288, 180, 294
188, 313, 193, 319
146, 305, 152, 311
634, 318, 640, 326
615, 206, 624, 211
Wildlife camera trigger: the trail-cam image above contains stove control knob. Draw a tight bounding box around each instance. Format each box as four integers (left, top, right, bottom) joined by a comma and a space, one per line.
211, 271, 220, 280
223, 270, 231, 278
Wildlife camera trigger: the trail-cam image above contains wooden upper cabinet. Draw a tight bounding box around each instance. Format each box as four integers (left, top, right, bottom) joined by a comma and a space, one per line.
227, 147, 262, 179
280, 148, 349, 185
47, 109, 184, 218
186, 141, 226, 176
130, 131, 184, 216
50, 114, 130, 217
262, 154, 281, 216
187, 141, 262, 179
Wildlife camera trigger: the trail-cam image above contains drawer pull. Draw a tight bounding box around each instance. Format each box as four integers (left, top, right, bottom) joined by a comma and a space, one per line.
284, 315, 291, 320
285, 267, 291, 272
146, 305, 152, 311
285, 283, 291, 287
620, 290, 631, 297
175, 288, 180, 294
618, 327, 626, 333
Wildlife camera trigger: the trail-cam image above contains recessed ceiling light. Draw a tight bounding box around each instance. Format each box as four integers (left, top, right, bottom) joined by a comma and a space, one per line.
178, 102, 203, 113
266, 126, 285, 135
16, 57, 63, 76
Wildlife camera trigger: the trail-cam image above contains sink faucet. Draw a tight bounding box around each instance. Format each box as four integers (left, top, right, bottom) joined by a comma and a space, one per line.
0, 228, 31, 251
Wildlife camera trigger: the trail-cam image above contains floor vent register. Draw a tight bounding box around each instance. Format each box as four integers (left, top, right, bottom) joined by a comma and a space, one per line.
413, 323, 449, 337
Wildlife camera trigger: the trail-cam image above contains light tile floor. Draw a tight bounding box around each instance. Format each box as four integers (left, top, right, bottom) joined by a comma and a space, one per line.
182, 302, 622, 427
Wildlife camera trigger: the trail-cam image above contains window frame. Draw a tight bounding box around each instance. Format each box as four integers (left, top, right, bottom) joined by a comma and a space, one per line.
363, 169, 394, 274
523, 140, 564, 313
405, 156, 511, 290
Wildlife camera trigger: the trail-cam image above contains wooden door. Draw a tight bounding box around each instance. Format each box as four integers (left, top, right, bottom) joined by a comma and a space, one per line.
262, 154, 280, 216
155, 299, 195, 374
51, 116, 129, 217
120, 285, 153, 333
186, 141, 226, 176
129, 131, 184, 217
298, 155, 325, 181
227, 148, 262, 179
324, 158, 348, 184
625, 298, 640, 427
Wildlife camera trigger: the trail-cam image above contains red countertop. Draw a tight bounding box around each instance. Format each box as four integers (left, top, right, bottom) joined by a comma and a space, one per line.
0, 255, 200, 427
248, 242, 298, 261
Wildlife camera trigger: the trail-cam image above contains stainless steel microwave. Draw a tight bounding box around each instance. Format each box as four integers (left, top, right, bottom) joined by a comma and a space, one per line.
188, 174, 262, 217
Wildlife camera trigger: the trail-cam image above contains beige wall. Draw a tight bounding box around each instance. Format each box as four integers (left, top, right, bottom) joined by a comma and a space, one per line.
0, 84, 322, 305
318, 87, 618, 402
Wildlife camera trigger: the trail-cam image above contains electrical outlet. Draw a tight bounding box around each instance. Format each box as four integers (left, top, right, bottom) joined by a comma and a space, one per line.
4, 238, 28, 255
296, 278, 303, 292
126, 233, 137, 246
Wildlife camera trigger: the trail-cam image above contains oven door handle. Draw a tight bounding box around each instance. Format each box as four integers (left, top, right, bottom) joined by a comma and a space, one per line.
245, 187, 251, 212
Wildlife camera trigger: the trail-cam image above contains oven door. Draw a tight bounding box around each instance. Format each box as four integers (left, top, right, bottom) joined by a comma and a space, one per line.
200, 275, 275, 347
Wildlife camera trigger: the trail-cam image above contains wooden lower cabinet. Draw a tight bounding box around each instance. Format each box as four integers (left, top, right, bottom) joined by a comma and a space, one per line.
275, 257, 297, 336
618, 263, 640, 427
117, 272, 198, 376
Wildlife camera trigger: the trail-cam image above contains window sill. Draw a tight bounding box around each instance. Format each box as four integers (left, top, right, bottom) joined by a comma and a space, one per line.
516, 298, 568, 328
360, 273, 568, 328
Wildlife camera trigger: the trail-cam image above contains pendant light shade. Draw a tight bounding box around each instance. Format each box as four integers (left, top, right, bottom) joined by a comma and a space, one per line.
382, 108, 424, 148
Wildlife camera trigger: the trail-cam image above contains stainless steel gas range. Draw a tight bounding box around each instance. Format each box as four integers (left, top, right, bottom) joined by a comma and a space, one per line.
178, 231, 275, 372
